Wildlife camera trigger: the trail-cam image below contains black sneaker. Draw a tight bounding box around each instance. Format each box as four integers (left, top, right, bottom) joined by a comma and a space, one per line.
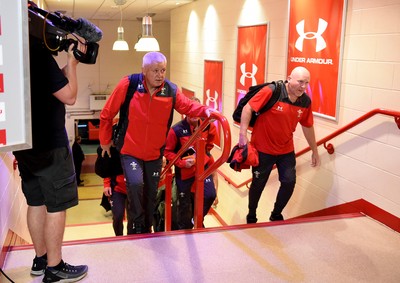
31, 255, 47, 276
42, 261, 88, 283
269, 212, 284, 221
246, 214, 258, 224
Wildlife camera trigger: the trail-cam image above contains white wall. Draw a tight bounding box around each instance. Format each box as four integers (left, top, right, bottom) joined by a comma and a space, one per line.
60, 19, 171, 144
169, 0, 400, 224
1, 0, 399, 250
0, 18, 171, 249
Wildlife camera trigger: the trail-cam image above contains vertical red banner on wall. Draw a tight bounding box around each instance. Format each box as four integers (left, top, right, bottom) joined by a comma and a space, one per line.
288, 0, 346, 120
235, 24, 268, 104
0, 73, 3, 93
181, 87, 195, 120
182, 87, 195, 98
0, 129, 6, 145
204, 60, 223, 147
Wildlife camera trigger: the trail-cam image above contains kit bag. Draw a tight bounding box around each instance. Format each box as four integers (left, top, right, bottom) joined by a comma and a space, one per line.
232, 80, 284, 127
94, 145, 123, 178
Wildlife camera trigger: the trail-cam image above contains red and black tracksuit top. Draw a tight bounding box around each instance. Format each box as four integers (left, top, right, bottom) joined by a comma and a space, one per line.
99, 75, 209, 161
164, 118, 218, 180
249, 84, 314, 155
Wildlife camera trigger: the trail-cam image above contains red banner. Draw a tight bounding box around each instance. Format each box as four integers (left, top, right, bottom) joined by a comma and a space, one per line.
0, 73, 3, 93
182, 87, 195, 98
0, 129, 6, 145
234, 24, 268, 123
288, 0, 346, 119
203, 60, 223, 147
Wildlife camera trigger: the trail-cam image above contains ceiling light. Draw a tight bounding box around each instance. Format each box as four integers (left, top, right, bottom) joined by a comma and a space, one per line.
113, 1, 129, 51
135, 3, 160, 52
113, 26, 129, 51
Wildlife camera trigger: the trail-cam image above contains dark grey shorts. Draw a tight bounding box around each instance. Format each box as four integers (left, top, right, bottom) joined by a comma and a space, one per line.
14, 146, 79, 213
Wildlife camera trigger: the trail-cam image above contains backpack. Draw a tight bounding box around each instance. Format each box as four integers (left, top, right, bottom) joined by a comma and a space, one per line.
113, 73, 177, 151
232, 80, 284, 127
153, 177, 179, 232
94, 145, 123, 178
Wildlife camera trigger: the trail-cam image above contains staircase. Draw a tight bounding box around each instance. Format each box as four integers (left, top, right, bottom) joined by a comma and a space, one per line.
2, 213, 400, 283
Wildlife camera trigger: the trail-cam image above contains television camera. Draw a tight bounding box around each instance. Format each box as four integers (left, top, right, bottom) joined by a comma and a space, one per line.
28, 3, 103, 64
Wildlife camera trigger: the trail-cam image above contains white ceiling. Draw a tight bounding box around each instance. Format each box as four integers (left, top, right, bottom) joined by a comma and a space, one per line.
42, 0, 196, 22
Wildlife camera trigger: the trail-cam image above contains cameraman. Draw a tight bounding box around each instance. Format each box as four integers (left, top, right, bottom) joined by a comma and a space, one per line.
13, 2, 88, 282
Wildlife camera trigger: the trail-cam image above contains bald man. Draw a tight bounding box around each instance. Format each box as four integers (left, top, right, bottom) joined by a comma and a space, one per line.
239, 66, 320, 223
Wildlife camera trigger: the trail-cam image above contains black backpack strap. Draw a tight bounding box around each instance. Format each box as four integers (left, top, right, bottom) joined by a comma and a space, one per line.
119, 73, 141, 120
257, 80, 284, 115
164, 79, 177, 129
113, 73, 141, 151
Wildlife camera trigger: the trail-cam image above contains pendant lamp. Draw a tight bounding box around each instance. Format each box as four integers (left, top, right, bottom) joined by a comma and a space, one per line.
112, 1, 129, 51
134, 6, 160, 52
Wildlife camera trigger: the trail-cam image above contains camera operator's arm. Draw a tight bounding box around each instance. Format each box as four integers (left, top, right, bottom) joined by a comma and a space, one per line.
53, 42, 84, 105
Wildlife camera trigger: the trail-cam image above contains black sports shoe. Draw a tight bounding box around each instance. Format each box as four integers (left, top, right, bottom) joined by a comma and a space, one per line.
42, 260, 88, 283
269, 212, 284, 221
246, 214, 258, 224
31, 255, 47, 276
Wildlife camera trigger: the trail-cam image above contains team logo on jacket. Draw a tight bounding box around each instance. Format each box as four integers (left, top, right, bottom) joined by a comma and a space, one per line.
137, 83, 144, 93
160, 87, 167, 96
297, 109, 303, 118
130, 161, 138, 170
153, 171, 160, 177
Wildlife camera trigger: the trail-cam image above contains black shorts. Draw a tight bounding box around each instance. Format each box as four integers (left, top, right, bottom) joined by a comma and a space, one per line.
14, 146, 79, 213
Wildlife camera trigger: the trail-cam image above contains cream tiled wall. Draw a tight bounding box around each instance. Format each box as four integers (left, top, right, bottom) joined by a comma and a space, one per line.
170, 0, 400, 224
1, 0, 399, 251
0, 152, 30, 247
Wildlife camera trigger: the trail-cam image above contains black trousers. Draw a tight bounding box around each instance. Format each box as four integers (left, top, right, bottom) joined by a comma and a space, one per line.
248, 151, 296, 216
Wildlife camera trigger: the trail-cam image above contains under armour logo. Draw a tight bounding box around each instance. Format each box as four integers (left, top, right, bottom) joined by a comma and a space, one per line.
276, 106, 283, 112
254, 171, 261, 178
295, 18, 328, 52
205, 89, 219, 110
153, 172, 160, 177
205, 178, 212, 183
182, 129, 188, 134
240, 63, 258, 86
137, 83, 144, 92
130, 161, 137, 170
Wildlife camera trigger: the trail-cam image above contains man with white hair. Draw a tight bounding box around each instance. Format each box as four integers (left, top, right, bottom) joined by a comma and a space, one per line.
100, 52, 215, 234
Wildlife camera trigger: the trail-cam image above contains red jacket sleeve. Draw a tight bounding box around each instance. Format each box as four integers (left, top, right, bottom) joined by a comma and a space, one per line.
174, 89, 209, 118
99, 76, 130, 146
103, 177, 111, 188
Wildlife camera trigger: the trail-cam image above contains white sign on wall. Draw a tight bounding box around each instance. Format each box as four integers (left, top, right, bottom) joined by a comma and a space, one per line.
0, 0, 32, 151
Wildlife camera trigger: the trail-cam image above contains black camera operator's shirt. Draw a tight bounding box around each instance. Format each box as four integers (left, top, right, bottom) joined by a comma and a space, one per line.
27, 37, 69, 152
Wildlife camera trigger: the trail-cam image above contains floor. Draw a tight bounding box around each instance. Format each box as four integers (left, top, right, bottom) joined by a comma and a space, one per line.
60, 184, 400, 283
4, 150, 400, 282
3, 216, 400, 283
63, 171, 221, 242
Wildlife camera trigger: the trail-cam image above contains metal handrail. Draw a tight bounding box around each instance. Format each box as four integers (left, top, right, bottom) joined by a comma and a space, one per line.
160, 111, 231, 231
218, 108, 400, 189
